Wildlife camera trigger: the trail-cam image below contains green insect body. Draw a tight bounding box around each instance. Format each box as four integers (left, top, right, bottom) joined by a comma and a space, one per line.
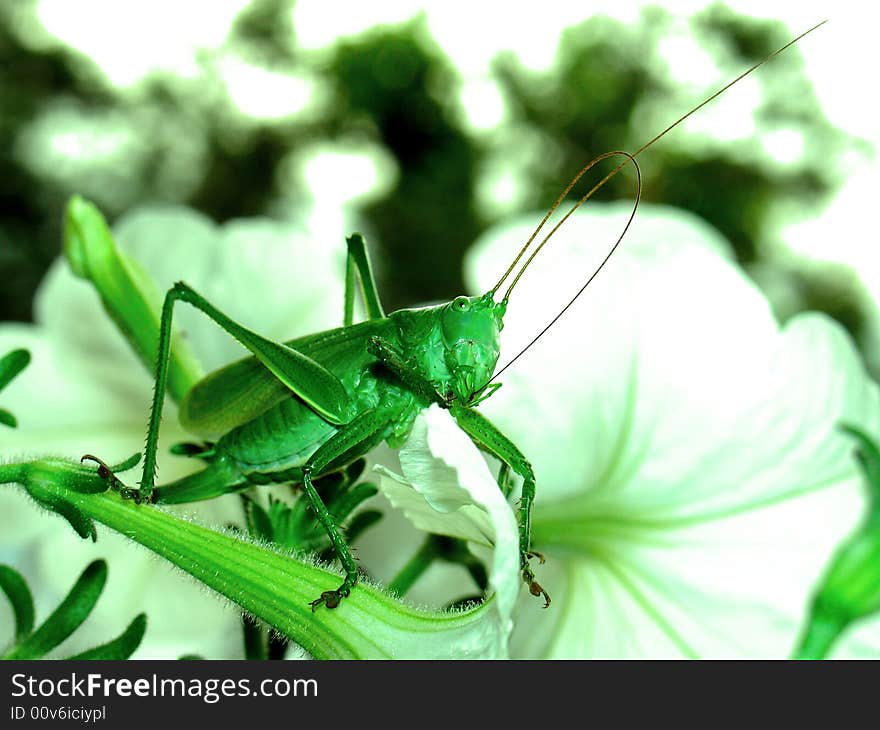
81, 23, 822, 612
162, 291, 506, 503
89, 233, 541, 612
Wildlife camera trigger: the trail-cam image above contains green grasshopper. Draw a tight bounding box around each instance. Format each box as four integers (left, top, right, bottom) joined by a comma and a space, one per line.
81, 22, 823, 611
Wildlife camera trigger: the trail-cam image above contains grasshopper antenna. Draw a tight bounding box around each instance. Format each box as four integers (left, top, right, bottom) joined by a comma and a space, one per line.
488, 19, 827, 379
492, 152, 641, 381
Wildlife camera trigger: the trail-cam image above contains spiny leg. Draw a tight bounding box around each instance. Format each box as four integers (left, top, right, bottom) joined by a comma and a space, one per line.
344, 233, 386, 326
450, 405, 550, 608
301, 407, 393, 610
133, 281, 352, 503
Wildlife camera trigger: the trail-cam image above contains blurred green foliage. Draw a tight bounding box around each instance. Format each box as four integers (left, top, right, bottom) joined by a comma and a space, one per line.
0, 1, 861, 348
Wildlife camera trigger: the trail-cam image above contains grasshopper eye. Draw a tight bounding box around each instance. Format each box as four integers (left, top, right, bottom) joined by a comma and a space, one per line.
452, 296, 470, 312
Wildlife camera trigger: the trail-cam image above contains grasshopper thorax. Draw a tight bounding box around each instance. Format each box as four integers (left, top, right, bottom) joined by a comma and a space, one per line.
390, 291, 506, 407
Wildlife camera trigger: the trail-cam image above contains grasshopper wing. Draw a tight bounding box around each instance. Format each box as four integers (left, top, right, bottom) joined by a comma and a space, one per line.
178, 355, 291, 440
179, 320, 390, 439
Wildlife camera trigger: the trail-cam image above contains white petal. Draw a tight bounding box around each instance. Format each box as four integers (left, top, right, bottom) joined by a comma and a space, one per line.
469, 203, 780, 503
469, 204, 878, 518
376, 405, 520, 644
464, 203, 880, 657
513, 483, 875, 658
112, 208, 346, 369
0, 322, 197, 497
377, 468, 496, 546
36, 206, 347, 395
3, 203, 349, 658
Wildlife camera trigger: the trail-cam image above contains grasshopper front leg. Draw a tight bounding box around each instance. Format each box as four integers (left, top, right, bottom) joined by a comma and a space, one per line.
301, 407, 395, 610
450, 405, 550, 608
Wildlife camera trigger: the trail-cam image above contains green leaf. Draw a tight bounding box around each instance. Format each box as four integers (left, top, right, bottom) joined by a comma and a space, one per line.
5, 560, 107, 659
265, 495, 314, 548
242, 496, 274, 541
169, 442, 213, 458
794, 426, 880, 659
0, 349, 29, 428
111, 452, 142, 473
0, 349, 30, 393
0, 565, 35, 641
345, 458, 367, 485
26, 487, 97, 541
66, 613, 147, 660
345, 510, 383, 543
328, 482, 379, 525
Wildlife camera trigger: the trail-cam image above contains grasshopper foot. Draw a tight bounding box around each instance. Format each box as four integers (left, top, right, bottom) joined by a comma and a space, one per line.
522, 564, 551, 609
309, 586, 350, 612
81, 454, 154, 505
309, 572, 357, 612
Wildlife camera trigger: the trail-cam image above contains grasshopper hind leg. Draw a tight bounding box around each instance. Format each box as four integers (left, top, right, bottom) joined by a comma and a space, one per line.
82, 451, 249, 505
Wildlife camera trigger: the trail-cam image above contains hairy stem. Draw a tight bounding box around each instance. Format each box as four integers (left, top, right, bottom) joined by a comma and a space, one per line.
2, 458, 507, 659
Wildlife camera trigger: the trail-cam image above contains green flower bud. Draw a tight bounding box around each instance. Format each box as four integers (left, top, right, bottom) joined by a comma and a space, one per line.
795, 426, 880, 659
63, 196, 202, 402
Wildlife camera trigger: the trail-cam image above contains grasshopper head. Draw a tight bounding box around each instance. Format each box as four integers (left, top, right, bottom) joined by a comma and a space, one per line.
440, 292, 506, 404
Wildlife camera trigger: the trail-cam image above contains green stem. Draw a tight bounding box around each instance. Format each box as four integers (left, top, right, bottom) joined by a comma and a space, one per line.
792, 610, 845, 660
2, 459, 506, 659
0, 463, 24, 484
389, 537, 439, 596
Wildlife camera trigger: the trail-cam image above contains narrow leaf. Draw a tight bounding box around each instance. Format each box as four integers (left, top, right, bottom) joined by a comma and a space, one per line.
0, 409, 16, 428
345, 510, 383, 544
328, 482, 379, 524
0, 349, 30, 393
111, 452, 142, 473
0, 565, 35, 641
26, 487, 97, 541
5, 560, 107, 659
242, 496, 273, 541
66, 613, 147, 660
169, 442, 213, 458
345, 457, 368, 485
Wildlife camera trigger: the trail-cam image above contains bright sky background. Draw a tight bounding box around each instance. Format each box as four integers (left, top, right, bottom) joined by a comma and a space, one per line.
24, 0, 880, 340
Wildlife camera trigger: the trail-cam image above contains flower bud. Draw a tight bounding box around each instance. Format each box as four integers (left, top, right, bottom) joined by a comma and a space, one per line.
795, 425, 880, 658
63, 196, 202, 402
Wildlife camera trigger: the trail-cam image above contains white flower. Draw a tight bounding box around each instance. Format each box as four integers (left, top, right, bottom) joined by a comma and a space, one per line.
377, 405, 520, 653
0, 206, 346, 658
385, 201, 880, 658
